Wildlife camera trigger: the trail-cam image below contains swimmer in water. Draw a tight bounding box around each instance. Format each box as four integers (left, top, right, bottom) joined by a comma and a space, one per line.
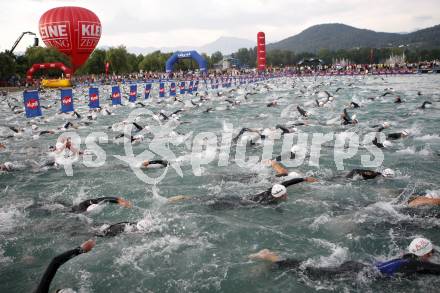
95, 222, 137, 237
267, 100, 278, 107
168, 177, 318, 208
386, 130, 409, 140
371, 121, 391, 132
0, 161, 14, 172
419, 101, 432, 109
55, 137, 82, 156
296, 105, 310, 117
266, 160, 304, 177
341, 108, 358, 125
71, 197, 132, 213
350, 101, 360, 108
140, 159, 169, 169
249, 238, 440, 278
275, 124, 297, 135
95, 218, 152, 237
346, 168, 395, 180
232, 128, 266, 144
407, 193, 440, 207
34, 239, 95, 293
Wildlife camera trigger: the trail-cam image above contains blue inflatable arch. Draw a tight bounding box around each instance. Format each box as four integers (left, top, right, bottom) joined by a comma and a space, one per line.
165, 51, 207, 73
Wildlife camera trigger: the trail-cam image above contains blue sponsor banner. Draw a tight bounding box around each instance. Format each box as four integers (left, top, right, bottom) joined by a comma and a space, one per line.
159, 82, 165, 98
179, 81, 185, 94
129, 84, 137, 103
60, 88, 74, 113
170, 82, 176, 96
23, 90, 42, 118
89, 87, 100, 109
144, 83, 152, 99
188, 81, 193, 94
111, 85, 122, 105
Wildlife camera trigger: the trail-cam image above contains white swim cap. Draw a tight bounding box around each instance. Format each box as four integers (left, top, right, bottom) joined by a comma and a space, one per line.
382, 168, 395, 178
31, 124, 38, 130
383, 140, 393, 148
328, 96, 334, 101
287, 171, 301, 178
408, 238, 433, 256
351, 114, 357, 120
402, 130, 409, 136
291, 145, 301, 153
319, 101, 324, 106
271, 184, 287, 198
86, 204, 100, 212
4, 162, 13, 171
382, 121, 391, 128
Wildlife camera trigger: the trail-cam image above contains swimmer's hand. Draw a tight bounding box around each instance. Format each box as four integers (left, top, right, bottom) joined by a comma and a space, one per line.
167, 195, 191, 204
80, 239, 96, 253
117, 198, 132, 208
248, 249, 280, 263
408, 197, 440, 207
305, 177, 318, 183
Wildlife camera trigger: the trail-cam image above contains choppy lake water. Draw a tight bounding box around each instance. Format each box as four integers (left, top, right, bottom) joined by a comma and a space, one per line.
1, 74, 440, 292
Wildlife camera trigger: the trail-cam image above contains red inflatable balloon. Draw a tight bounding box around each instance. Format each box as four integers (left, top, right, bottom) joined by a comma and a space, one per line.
39, 6, 101, 71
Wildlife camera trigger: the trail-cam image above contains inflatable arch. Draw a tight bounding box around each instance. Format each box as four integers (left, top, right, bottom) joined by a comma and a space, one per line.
165, 51, 207, 73
26, 62, 72, 80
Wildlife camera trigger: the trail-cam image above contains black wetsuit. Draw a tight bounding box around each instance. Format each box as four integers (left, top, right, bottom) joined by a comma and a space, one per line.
273, 254, 440, 277
387, 132, 406, 140
275, 152, 296, 162
350, 101, 360, 108
246, 178, 305, 205
370, 124, 386, 132
201, 178, 306, 210
342, 109, 355, 125
274, 259, 367, 278
372, 137, 384, 148
297, 106, 308, 117
346, 169, 382, 180
63, 122, 74, 129
96, 221, 137, 237
71, 197, 119, 213
39, 130, 54, 136
275, 125, 294, 135
34, 246, 85, 293
420, 101, 432, 109
233, 128, 265, 144
147, 160, 168, 167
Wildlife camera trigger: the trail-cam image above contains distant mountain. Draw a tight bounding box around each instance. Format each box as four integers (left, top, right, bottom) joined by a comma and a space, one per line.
267, 23, 440, 53
99, 36, 255, 56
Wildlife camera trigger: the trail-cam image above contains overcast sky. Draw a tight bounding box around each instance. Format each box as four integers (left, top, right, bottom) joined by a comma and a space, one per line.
1, 0, 440, 52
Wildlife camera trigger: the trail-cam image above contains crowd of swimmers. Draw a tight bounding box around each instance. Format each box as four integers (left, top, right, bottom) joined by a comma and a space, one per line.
1, 75, 439, 292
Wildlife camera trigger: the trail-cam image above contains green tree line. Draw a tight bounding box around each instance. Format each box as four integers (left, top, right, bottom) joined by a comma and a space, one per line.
1, 45, 440, 82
